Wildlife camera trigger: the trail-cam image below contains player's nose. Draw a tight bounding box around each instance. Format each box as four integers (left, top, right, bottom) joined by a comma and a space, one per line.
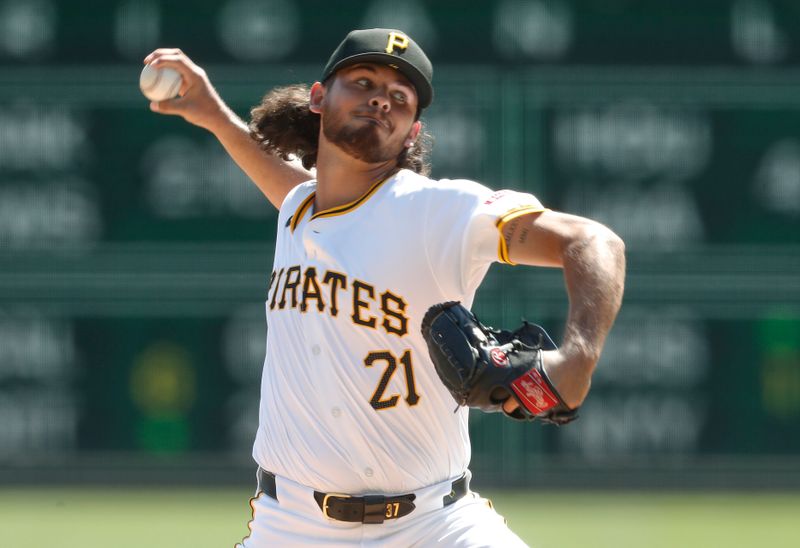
369, 93, 390, 112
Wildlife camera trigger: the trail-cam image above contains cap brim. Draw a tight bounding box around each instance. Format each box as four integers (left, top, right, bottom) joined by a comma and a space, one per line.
324, 52, 433, 109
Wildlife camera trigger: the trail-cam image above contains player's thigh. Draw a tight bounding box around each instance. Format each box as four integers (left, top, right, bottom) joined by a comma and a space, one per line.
415, 493, 529, 548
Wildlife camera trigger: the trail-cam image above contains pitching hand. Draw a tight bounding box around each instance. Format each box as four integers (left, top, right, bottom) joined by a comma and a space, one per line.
143, 48, 231, 132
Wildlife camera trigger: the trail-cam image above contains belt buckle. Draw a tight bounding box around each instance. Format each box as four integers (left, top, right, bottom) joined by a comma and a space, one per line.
322, 493, 351, 519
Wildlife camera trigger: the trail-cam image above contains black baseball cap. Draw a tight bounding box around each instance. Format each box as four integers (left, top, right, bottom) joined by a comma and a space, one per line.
321, 28, 434, 109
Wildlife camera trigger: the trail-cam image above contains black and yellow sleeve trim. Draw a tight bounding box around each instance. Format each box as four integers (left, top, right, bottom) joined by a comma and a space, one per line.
310, 177, 390, 220
289, 192, 316, 233
495, 206, 548, 265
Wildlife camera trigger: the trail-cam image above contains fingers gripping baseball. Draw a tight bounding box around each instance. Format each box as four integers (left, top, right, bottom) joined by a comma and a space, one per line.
142, 48, 227, 130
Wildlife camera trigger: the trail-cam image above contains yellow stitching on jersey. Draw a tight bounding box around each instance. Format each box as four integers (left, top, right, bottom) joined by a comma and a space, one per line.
290, 192, 316, 233
310, 177, 390, 220
495, 206, 548, 266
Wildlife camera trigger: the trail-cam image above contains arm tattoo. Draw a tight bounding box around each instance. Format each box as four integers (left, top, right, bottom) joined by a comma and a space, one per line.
502, 218, 520, 243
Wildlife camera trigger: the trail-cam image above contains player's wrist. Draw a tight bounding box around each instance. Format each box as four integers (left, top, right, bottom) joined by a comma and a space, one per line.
542, 350, 593, 409
203, 102, 245, 136
559, 330, 601, 366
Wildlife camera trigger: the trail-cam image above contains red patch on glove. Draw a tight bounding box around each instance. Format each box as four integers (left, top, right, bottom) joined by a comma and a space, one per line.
510, 368, 559, 414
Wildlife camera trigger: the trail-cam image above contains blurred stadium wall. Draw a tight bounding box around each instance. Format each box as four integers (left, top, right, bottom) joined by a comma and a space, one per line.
1, 0, 799, 489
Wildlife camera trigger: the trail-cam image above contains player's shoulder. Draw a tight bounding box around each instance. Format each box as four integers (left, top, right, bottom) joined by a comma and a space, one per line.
392, 170, 540, 209
277, 179, 316, 218
280, 179, 316, 208
391, 170, 544, 222
391, 169, 494, 201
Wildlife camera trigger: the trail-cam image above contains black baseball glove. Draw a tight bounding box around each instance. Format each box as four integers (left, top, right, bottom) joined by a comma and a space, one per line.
421, 301, 578, 425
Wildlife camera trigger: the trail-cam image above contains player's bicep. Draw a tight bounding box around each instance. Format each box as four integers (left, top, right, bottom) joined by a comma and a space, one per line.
504, 209, 606, 268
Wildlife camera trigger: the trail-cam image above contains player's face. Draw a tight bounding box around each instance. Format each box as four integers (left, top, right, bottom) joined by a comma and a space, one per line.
318, 64, 420, 164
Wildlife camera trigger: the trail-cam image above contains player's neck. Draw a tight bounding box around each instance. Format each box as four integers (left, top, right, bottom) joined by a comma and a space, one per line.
314, 144, 399, 214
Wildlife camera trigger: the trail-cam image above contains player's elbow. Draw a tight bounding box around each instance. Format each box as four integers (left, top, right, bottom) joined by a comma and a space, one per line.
598, 225, 626, 272
602, 225, 626, 259
586, 220, 624, 250
567, 220, 626, 264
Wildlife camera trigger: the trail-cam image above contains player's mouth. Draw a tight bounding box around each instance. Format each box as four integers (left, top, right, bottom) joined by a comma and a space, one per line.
354, 113, 391, 131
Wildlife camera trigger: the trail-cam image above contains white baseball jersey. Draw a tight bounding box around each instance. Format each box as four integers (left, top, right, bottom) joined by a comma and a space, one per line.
252, 168, 544, 495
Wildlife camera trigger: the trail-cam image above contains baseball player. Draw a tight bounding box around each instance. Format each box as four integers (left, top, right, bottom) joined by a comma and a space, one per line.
145, 28, 625, 547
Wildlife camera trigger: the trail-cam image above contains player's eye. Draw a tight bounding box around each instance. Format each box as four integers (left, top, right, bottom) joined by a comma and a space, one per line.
392, 91, 407, 103
355, 78, 371, 88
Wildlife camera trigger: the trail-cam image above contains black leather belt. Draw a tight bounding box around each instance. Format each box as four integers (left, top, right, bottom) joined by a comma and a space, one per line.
313, 491, 417, 524
257, 468, 469, 524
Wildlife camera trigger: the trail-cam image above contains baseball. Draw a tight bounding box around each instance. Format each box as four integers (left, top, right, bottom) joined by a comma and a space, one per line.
139, 64, 183, 102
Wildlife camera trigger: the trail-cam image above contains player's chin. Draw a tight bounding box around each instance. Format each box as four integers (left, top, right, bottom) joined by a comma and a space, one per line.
350, 148, 396, 164
346, 141, 401, 164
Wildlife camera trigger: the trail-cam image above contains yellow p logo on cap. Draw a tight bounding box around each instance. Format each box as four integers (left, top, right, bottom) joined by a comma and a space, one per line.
385, 32, 409, 54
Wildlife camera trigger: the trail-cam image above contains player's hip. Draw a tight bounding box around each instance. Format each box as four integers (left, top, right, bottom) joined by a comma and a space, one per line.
238, 468, 528, 547
256, 467, 470, 523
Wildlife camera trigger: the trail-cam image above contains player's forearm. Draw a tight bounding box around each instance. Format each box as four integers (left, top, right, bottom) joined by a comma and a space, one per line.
207, 107, 313, 209
551, 224, 626, 407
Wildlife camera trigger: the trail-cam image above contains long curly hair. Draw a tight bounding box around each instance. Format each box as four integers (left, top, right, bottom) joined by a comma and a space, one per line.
248, 83, 432, 175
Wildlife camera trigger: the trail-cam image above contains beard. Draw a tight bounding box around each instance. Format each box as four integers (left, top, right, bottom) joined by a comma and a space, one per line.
321, 108, 403, 164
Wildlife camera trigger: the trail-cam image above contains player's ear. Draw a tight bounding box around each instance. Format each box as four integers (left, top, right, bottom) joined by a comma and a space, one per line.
404, 120, 421, 148
309, 82, 325, 114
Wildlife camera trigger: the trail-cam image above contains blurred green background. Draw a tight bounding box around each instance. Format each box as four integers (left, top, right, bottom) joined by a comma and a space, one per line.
1, 1, 800, 546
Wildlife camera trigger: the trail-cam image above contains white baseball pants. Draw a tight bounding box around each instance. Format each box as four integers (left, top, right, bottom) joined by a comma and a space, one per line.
235, 471, 529, 547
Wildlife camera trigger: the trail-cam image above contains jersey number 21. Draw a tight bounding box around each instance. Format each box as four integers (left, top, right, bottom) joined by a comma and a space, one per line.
364, 350, 420, 410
